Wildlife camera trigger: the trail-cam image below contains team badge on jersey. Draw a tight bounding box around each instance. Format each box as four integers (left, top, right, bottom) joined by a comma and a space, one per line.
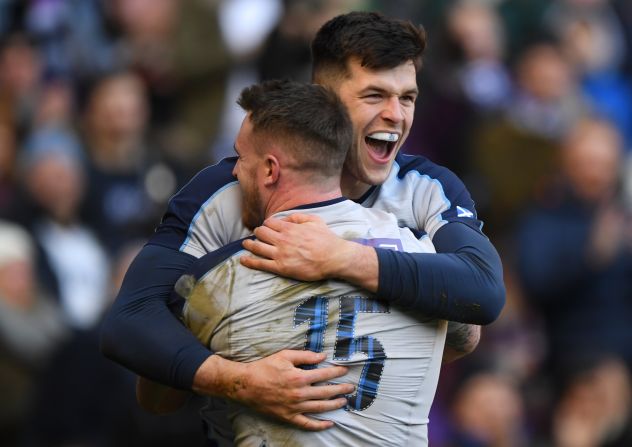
457, 206, 474, 218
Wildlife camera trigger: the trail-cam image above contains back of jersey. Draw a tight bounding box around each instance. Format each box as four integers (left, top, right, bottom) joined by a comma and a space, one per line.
178, 200, 447, 446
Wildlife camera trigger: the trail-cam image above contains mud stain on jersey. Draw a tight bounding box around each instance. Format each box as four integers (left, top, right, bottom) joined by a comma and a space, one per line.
182, 258, 237, 347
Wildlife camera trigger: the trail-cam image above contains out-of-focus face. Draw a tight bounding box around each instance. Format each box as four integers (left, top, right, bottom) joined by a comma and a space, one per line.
88, 74, 148, 141
332, 59, 418, 198
232, 115, 266, 230
27, 154, 84, 223
562, 121, 621, 202
517, 45, 573, 101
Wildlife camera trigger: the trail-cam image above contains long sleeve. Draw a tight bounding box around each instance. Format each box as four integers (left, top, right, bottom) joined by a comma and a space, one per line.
100, 243, 211, 389
376, 222, 505, 325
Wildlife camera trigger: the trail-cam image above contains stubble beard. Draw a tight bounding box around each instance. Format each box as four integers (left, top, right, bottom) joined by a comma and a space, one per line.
242, 185, 265, 231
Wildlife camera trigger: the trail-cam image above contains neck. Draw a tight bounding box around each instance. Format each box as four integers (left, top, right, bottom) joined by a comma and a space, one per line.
265, 180, 342, 217
340, 173, 371, 200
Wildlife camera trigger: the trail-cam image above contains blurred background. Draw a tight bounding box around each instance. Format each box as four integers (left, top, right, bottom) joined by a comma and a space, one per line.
0, 0, 630, 446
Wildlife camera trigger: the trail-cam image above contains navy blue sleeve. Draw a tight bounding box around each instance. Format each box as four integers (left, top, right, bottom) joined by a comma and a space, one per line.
100, 243, 210, 390
376, 221, 505, 325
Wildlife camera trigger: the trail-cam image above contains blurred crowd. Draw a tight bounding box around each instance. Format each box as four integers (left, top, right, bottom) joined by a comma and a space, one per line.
0, 0, 631, 446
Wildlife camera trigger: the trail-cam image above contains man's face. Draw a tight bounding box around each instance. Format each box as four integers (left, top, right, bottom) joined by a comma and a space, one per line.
233, 116, 266, 230
333, 59, 418, 196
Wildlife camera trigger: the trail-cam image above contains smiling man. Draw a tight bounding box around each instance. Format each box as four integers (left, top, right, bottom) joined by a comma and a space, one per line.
101, 11, 504, 431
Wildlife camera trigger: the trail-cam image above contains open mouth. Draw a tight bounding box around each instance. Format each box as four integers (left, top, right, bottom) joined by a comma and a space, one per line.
365, 132, 399, 162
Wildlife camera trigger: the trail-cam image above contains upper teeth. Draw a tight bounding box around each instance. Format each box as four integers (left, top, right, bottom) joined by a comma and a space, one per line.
368, 132, 399, 142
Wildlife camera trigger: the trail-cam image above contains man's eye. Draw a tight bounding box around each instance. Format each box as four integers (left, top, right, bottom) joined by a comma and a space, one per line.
364, 94, 382, 101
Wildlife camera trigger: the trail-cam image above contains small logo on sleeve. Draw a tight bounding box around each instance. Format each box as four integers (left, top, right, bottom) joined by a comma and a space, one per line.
456, 206, 474, 218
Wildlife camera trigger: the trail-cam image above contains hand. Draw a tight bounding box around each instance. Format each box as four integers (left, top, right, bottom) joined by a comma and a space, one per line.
588, 205, 626, 267
241, 214, 378, 291
193, 350, 354, 431
241, 213, 348, 281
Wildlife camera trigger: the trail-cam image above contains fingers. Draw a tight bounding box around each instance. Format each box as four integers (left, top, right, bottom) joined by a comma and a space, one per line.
242, 238, 276, 259
263, 216, 291, 231
280, 349, 327, 365
278, 350, 351, 386
289, 414, 335, 432
239, 256, 280, 274
280, 213, 323, 225
253, 224, 282, 245
302, 364, 349, 384
301, 383, 355, 401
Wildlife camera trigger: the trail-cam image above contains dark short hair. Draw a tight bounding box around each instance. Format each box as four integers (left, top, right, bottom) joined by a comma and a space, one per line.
237, 79, 352, 178
311, 11, 427, 83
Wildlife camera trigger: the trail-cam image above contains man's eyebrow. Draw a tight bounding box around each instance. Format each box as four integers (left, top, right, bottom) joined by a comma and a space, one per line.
359, 85, 419, 96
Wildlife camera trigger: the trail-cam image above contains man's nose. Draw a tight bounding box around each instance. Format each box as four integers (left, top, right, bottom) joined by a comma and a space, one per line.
381, 96, 404, 123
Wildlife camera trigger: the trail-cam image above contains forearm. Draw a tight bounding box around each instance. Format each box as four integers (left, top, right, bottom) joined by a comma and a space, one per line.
377, 223, 505, 324
192, 355, 250, 399
442, 322, 481, 363
100, 244, 211, 389
329, 241, 379, 293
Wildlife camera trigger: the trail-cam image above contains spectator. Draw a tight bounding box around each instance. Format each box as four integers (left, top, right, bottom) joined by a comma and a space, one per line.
445, 370, 529, 447
20, 127, 111, 330
517, 118, 632, 377
545, 0, 632, 149
0, 120, 19, 217
0, 220, 67, 445
405, 0, 511, 175
0, 34, 44, 137
469, 42, 587, 238
109, 0, 233, 174
552, 355, 632, 447
81, 71, 175, 254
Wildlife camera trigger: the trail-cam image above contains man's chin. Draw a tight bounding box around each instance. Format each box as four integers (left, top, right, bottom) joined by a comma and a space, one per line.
363, 163, 393, 185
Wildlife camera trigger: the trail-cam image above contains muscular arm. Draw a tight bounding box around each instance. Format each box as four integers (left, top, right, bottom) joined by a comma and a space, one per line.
243, 218, 505, 325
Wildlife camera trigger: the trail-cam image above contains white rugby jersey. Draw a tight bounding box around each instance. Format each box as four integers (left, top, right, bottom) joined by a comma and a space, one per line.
149, 153, 483, 257
175, 199, 446, 446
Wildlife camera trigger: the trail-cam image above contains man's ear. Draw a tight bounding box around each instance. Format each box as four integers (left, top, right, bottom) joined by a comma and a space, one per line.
263, 154, 280, 187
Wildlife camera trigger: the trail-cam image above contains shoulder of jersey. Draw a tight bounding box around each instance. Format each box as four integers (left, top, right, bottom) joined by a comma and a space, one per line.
394, 152, 458, 182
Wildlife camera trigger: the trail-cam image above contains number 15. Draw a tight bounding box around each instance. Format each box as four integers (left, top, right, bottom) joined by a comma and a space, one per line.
294, 296, 389, 411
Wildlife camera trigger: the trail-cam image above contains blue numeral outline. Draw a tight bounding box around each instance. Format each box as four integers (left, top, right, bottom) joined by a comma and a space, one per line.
293, 295, 389, 410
